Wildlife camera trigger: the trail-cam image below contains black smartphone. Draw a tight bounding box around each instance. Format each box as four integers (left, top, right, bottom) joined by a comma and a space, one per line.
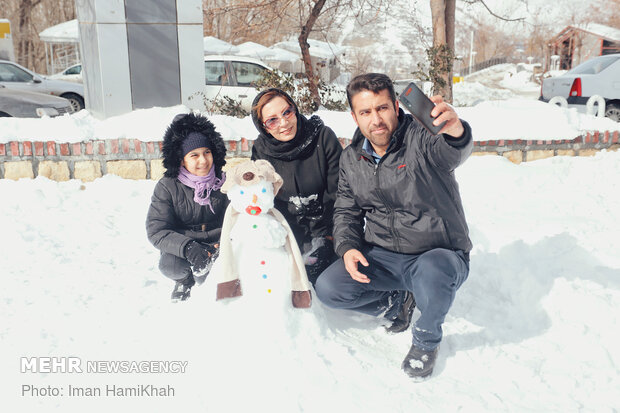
398, 82, 445, 135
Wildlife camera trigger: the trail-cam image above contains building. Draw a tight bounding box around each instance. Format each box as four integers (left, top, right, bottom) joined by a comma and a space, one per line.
38, 19, 80, 75
546, 23, 620, 71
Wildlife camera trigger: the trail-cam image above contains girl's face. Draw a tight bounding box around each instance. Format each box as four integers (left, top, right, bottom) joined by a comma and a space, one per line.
182, 147, 213, 176
260, 96, 297, 142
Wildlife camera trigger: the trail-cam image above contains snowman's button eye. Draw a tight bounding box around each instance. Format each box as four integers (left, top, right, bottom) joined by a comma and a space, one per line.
262, 188, 266, 193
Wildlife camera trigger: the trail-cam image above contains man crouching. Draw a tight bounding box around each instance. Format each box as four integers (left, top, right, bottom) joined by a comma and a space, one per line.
315, 73, 472, 379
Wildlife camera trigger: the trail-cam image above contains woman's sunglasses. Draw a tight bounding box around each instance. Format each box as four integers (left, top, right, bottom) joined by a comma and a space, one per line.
263, 106, 296, 130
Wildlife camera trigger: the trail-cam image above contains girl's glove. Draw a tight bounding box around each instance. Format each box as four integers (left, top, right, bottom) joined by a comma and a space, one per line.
184, 241, 219, 276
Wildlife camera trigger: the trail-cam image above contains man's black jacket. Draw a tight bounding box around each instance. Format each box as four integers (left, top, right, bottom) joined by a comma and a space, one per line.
334, 109, 473, 257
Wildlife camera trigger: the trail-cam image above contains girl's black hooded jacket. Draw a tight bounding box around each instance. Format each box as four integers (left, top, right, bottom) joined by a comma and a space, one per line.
250, 89, 342, 248
146, 113, 229, 258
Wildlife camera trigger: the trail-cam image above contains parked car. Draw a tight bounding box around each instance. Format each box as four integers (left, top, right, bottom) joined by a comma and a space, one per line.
0, 59, 85, 112
204, 55, 272, 111
540, 53, 620, 122
49, 63, 82, 83
0, 84, 74, 118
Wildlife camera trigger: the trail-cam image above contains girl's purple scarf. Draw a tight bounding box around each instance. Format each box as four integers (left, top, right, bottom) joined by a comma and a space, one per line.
177, 166, 225, 213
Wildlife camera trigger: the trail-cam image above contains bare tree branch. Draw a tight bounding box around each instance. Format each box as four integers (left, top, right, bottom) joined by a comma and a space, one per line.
461, 0, 526, 22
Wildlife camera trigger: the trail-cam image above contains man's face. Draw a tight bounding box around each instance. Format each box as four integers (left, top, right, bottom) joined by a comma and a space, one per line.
350, 89, 399, 156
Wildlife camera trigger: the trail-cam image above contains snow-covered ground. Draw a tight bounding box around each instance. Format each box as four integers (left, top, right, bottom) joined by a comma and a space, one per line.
1, 64, 619, 144
2, 149, 619, 412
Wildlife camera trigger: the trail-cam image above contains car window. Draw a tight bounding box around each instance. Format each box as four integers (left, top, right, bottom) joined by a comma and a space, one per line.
568, 56, 620, 75
231, 62, 267, 86
205, 61, 230, 85
65, 65, 81, 75
0, 63, 34, 82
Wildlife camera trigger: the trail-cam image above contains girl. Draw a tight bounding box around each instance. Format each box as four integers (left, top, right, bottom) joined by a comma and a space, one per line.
146, 113, 228, 301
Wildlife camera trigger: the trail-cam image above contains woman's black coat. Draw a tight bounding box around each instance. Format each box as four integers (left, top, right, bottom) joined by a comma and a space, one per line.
250, 90, 342, 248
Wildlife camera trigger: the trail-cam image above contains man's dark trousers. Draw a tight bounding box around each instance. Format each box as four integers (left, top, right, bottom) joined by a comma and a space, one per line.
315, 245, 469, 351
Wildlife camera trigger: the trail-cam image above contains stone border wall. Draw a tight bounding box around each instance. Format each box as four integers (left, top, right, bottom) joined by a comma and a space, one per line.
0, 131, 618, 181
470, 130, 620, 163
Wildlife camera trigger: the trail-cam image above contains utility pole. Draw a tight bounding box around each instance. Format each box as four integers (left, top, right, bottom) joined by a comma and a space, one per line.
468, 30, 474, 75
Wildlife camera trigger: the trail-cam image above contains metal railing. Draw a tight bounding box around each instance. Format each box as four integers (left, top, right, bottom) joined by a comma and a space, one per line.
462, 57, 508, 76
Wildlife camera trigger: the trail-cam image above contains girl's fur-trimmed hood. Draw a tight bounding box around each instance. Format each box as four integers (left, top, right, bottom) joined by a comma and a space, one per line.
162, 113, 227, 178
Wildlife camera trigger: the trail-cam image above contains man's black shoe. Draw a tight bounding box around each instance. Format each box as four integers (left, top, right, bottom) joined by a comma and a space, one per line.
171, 280, 193, 302
385, 291, 416, 333
401, 343, 439, 379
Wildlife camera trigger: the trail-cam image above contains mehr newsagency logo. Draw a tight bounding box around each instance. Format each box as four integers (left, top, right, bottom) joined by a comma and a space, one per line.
21, 357, 188, 374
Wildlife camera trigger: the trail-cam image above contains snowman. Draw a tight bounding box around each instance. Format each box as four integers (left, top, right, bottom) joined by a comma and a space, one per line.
215, 159, 312, 310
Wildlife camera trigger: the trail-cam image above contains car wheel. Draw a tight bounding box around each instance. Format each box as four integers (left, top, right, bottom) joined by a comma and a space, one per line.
605, 103, 620, 122
61, 93, 85, 112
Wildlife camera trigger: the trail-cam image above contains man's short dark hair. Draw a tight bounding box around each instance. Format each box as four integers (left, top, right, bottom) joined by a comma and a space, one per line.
346, 73, 397, 110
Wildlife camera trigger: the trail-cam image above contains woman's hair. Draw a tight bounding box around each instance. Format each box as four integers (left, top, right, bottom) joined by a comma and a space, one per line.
251, 89, 295, 123
161, 113, 227, 178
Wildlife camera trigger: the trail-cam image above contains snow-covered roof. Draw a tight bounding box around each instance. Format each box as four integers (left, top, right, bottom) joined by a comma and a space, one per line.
554, 23, 620, 43
39, 19, 79, 43
575, 23, 620, 42
266, 47, 300, 63
234, 41, 299, 63
272, 39, 345, 60
234, 41, 269, 57
203, 36, 240, 55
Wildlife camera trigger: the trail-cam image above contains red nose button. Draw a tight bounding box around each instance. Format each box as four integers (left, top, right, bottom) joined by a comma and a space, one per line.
245, 205, 262, 215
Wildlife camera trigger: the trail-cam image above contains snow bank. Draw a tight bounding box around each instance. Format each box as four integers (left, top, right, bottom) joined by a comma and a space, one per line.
453, 81, 515, 106
2, 61, 619, 144
456, 99, 620, 140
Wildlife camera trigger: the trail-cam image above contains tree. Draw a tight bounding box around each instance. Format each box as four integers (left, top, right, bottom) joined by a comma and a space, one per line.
203, 0, 297, 45
202, 0, 341, 110
297, 0, 327, 110
295, 0, 388, 109
592, 0, 620, 29
429, 0, 526, 103
203, 0, 390, 109
429, 0, 456, 101
3, 0, 75, 72
16, 0, 44, 69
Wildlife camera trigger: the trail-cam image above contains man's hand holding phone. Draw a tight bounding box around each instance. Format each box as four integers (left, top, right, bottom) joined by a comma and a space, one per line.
398, 82, 464, 139
429, 95, 464, 138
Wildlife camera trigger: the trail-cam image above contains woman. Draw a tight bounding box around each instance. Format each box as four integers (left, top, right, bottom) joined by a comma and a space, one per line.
146, 113, 229, 302
250, 88, 342, 285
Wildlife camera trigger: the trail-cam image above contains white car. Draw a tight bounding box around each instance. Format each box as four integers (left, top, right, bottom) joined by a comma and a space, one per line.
540, 53, 620, 122
0, 59, 85, 112
49, 63, 82, 83
204, 55, 272, 112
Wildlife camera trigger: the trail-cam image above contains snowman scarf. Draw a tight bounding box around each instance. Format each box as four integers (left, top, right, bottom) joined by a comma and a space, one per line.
177, 166, 225, 212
